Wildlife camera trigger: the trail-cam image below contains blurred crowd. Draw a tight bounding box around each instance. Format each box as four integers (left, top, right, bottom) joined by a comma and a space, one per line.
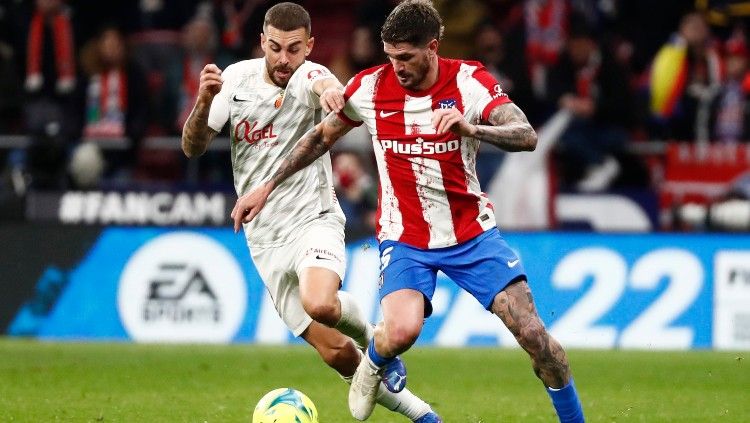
1, 0, 750, 231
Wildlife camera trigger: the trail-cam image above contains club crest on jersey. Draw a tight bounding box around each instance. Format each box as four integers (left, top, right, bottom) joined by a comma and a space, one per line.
274, 92, 284, 109
437, 98, 457, 109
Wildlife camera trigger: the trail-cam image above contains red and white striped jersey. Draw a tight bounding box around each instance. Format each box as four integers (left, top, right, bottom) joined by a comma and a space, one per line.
337, 57, 512, 249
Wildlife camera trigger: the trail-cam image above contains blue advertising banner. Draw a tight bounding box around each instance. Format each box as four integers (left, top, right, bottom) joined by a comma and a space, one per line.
403, 233, 721, 349
34, 228, 266, 343
20, 228, 750, 349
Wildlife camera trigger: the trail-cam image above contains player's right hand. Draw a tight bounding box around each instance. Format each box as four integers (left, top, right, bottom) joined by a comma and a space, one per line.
198, 64, 223, 102
230, 182, 274, 233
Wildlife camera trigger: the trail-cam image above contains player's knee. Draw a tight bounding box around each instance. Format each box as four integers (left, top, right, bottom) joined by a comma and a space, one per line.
303, 299, 339, 327
385, 321, 421, 351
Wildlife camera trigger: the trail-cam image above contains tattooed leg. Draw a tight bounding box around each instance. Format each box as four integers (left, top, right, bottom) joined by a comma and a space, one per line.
491, 279, 570, 388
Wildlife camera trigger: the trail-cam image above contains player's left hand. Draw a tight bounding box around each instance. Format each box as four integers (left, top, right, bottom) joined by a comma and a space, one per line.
231, 182, 273, 233
432, 107, 476, 137
320, 86, 345, 114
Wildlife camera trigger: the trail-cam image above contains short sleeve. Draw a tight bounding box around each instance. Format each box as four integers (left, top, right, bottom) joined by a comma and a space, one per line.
336, 76, 364, 127
288, 62, 338, 109
207, 65, 234, 132
470, 65, 513, 121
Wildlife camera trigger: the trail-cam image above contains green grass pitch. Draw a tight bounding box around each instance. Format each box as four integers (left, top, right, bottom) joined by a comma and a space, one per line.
0, 339, 747, 422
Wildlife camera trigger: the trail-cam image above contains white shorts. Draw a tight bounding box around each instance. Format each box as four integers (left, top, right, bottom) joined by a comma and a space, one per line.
249, 218, 346, 336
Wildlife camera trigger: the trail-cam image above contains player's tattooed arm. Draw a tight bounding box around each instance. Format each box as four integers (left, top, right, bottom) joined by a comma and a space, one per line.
182, 64, 223, 158
268, 113, 352, 188
182, 101, 218, 158
472, 103, 537, 152
230, 113, 353, 231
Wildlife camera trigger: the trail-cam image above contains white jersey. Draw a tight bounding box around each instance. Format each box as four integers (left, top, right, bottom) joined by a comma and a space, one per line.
208, 58, 345, 247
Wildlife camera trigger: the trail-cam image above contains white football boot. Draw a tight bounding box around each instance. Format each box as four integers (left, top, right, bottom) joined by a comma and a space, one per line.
349, 353, 382, 420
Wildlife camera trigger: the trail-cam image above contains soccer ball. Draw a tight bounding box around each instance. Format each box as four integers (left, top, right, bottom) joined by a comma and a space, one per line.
252, 388, 319, 423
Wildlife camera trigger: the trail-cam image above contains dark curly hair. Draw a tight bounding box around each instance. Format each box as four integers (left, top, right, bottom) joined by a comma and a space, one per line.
381, 0, 444, 46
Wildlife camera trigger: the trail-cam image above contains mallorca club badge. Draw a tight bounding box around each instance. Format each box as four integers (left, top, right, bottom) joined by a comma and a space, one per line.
274, 90, 285, 109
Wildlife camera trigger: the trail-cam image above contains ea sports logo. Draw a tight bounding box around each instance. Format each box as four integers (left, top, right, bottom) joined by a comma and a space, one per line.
117, 232, 247, 343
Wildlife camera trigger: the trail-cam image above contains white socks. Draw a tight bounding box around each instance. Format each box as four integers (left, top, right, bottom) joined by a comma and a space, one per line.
334, 291, 373, 350
374, 381, 432, 420
335, 293, 432, 420
340, 359, 432, 421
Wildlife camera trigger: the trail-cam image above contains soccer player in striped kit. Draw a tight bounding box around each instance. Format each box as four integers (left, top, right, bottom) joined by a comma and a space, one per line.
183, 3, 440, 422
232, 1, 584, 422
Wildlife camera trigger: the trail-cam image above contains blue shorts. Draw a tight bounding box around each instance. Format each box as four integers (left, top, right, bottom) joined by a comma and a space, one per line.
378, 228, 526, 317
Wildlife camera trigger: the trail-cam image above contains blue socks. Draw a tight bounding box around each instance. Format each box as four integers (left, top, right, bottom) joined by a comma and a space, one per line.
546, 378, 584, 423
367, 340, 395, 367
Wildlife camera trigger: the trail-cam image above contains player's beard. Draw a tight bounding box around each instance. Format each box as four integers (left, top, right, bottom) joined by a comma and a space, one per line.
265, 60, 296, 88
396, 55, 431, 90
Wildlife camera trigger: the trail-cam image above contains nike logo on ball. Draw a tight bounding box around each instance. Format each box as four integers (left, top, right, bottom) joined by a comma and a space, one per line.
507, 259, 519, 268
380, 110, 398, 118
316, 255, 332, 260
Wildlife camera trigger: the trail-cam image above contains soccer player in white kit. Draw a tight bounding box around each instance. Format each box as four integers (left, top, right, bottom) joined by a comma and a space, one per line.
181, 3, 440, 422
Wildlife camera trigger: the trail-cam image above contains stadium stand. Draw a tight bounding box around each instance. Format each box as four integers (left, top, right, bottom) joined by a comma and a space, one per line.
0, 0, 749, 234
